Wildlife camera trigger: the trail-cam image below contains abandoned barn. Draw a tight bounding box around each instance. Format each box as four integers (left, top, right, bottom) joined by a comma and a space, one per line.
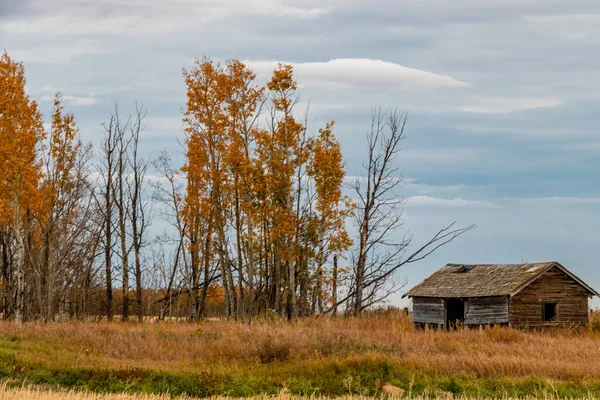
404, 262, 598, 329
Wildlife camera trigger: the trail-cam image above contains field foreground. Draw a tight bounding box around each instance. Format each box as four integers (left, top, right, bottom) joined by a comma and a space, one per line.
1, 387, 600, 400
1, 312, 600, 398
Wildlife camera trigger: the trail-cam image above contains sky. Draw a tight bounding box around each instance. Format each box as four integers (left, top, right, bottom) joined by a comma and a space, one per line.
2, 0, 600, 308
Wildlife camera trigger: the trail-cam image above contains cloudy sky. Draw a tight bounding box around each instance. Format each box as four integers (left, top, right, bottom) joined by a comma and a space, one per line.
2, 0, 600, 307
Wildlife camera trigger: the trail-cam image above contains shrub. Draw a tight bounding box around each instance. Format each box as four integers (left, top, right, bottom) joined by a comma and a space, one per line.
590, 310, 600, 334
484, 326, 522, 343
256, 334, 291, 363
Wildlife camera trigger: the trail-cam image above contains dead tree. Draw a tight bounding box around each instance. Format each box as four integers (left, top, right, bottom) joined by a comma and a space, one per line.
151, 150, 188, 319
99, 113, 119, 321
348, 108, 474, 315
113, 110, 131, 321
128, 103, 150, 322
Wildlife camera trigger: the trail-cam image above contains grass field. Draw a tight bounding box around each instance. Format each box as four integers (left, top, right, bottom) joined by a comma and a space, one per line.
1, 311, 600, 398
4, 387, 600, 400
3, 388, 600, 400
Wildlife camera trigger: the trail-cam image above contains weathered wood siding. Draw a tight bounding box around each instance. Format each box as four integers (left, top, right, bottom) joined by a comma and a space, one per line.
412, 297, 444, 324
465, 296, 509, 325
510, 266, 589, 329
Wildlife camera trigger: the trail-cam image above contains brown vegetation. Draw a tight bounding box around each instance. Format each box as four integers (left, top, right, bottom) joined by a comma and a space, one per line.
3, 386, 600, 400
1, 312, 600, 381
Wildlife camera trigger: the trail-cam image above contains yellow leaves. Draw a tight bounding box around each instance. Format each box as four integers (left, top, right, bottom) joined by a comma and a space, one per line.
267, 64, 297, 113
50, 93, 80, 193
182, 56, 351, 310
34, 92, 83, 226
182, 57, 266, 257
308, 121, 343, 211
267, 63, 297, 93
308, 120, 354, 254
0, 52, 46, 226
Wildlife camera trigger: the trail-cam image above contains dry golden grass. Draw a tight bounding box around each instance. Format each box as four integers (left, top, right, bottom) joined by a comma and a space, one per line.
0, 385, 187, 399
1, 312, 600, 381
2, 311, 600, 398
1, 386, 600, 400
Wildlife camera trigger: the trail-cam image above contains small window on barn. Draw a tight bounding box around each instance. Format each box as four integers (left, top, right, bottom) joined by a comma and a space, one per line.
543, 303, 557, 322
455, 265, 473, 273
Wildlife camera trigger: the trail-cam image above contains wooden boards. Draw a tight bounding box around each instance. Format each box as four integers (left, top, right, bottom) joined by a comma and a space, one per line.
465, 296, 509, 325
412, 297, 444, 324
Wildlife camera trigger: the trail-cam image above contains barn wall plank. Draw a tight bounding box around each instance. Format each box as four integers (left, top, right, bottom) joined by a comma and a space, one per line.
412, 297, 444, 324
465, 296, 509, 325
510, 266, 589, 329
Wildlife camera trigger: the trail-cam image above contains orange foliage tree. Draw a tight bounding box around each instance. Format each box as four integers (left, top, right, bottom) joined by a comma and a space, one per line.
0, 53, 45, 323
32, 93, 96, 321
182, 59, 352, 320
0, 55, 100, 322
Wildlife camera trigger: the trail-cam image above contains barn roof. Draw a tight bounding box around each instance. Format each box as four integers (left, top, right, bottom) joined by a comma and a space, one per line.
403, 261, 598, 298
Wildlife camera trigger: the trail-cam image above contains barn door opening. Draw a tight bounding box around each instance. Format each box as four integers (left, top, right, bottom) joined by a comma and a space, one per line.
446, 298, 465, 329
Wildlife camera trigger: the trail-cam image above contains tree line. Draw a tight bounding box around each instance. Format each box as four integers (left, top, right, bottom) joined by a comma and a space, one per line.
0, 53, 472, 323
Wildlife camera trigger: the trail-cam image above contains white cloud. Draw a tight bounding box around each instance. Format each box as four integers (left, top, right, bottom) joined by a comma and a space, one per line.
403, 178, 468, 196
524, 14, 600, 25
41, 94, 97, 107
9, 39, 111, 64
248, 59, 469, 91
459, 96, 562, 114
523, 14, 600, 41
143, 117, 184, 137
513, 196, 600, 205
400, 148, 489, 164
63, 95, 97, 107
406, 195, 496, 208
2, 0, 331, 36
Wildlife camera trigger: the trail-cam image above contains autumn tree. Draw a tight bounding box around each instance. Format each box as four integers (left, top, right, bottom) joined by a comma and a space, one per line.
257, 64, 307, 318
307, 121, 353, 314
0, 53, 46, 323
0, 54, 101, 323
183, 58, 265, 320
180, 59, 354, 320
182, 58, 226, 319
224, 60, 264, 320
31, 93, 97, 321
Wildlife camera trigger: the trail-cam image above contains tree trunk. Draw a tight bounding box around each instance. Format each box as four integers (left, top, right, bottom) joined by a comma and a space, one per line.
234, 182, 245, 320
332, 255, 338, 317
134, 243, 142, 321
354, 221, 368, 316
1, 232, 11, 320
117, 145, 129, 321
13, 199, 25, 324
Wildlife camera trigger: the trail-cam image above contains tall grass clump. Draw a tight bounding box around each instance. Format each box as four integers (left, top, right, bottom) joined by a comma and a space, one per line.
589, 310, 600, 335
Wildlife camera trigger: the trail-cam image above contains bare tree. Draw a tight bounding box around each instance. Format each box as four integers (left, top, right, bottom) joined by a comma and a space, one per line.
152, 149, 223, 321
349, 108, 474, 315
113, 109, 132, 321
99, 113, 120, 321
128, 103, 151, 322
151, 151, 186, 320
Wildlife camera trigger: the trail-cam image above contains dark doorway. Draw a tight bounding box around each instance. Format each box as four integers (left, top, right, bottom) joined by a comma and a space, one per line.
446, 298, 465, 329
543, 302, 557, 322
